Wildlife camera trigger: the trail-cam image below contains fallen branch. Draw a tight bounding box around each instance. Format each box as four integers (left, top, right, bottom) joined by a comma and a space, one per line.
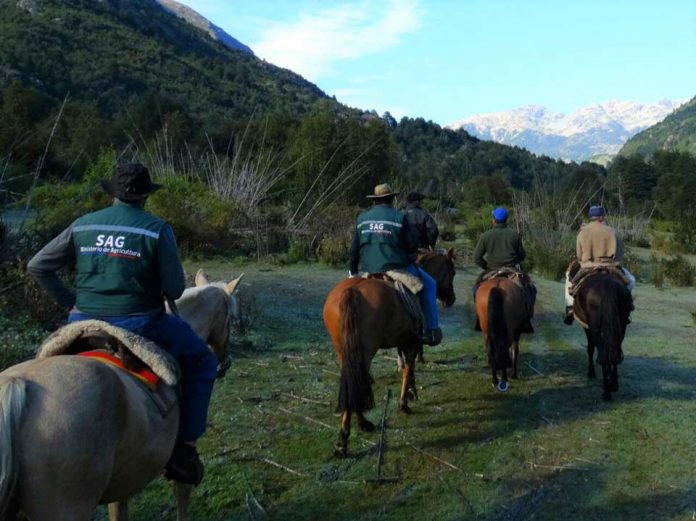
376, 388, 391, 480
322, 369, 340, 377
282, 392, 327, 405
524, 361, 544, 376
245, 489, 267, 521
279, 406, 333, 430
259, 457, 305, 477
526, 462, 590, 472
409, 445, 465, 473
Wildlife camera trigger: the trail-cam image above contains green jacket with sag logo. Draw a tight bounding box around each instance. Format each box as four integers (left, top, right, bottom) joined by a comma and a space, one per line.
349, 204, 417, 274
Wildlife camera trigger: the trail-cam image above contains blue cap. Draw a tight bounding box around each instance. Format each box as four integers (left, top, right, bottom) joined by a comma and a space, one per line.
492, 207, 508, 221
588, 205, 605, 218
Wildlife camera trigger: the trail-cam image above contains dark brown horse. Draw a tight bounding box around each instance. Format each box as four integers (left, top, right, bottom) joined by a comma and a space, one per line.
323, 250, 456, 457
573, 272, 633, 401
475, 277, 532, 392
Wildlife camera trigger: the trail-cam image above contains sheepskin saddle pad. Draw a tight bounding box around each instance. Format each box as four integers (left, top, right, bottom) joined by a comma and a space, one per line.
37, 320, 180, 387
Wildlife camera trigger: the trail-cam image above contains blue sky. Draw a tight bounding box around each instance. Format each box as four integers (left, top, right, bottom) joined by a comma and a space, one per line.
178, 0, 696, 125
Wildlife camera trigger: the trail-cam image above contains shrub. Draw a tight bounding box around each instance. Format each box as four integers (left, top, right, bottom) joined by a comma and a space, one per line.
662, 255, 695, 287
318, 234, 350, 266
648, 254, 665, 288
622, 252, 642, 281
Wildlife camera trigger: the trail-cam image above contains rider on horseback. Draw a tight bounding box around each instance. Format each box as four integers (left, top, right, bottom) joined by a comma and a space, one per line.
348, 183, 443, 346
27, 163, 217, 486
404, 192, 439, 250
472, 207, 536, 332
564, 205, 636, 325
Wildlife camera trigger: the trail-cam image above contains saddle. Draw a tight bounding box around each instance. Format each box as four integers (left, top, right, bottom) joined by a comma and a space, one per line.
37, 320, 179, 415
363, 270, 424, 336
568, 264, 629, 297
476, 266, 530, 292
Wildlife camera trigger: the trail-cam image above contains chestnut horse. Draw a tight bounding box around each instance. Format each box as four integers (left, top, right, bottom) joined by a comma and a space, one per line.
573, 272, 632, 401
475, 277, 532, 392
323, 250, 456, 457
0, 270, 243, 521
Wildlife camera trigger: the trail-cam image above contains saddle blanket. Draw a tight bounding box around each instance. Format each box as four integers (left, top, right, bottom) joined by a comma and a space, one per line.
79, 350, 160, 390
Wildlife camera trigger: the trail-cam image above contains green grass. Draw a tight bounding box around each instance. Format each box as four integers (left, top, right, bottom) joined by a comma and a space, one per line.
74, 262, 696, 519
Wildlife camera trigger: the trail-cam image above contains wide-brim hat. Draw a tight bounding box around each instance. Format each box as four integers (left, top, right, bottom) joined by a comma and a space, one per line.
367, 183, 399, 199
101, 163, 162, 201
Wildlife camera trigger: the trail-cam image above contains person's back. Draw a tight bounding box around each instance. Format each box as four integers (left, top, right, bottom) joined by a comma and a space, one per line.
404, 192, 439, 249
576, 220, 619, 268
473, 208, 525, 271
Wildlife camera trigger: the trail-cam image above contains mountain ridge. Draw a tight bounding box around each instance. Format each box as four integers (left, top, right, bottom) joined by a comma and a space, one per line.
154, 0, 254, 55
448, 100, 683, 161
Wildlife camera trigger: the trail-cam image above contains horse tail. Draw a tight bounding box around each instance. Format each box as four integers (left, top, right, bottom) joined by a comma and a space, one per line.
598, 284, 623, 366
336, 287, 374, 414
487, 286, 511, 369
0, 377, 26, 517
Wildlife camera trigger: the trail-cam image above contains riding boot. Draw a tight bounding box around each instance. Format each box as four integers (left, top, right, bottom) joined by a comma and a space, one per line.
165, 442, 204, 485
563, 306, 574, 325
422, 327, 443, 346
521, 318, 534, 334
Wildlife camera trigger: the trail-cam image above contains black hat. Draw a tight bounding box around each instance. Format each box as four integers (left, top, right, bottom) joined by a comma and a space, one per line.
101, 163, 162, 201
407, 192, 425, 202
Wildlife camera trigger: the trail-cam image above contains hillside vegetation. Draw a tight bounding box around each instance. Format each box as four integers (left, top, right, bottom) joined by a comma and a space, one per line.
620, 96, 696, 157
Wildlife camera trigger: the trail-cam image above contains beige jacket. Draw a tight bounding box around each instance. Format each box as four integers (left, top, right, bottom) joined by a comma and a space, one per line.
576, 220, 623, 268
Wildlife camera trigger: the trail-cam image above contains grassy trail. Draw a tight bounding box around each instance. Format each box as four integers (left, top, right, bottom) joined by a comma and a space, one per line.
126, 262, 696, 521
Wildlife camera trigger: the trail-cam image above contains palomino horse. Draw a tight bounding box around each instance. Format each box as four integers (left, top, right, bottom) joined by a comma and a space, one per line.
475, 277, 531, 392
573, 272, 632, 401
0, 270, 243, 521
323, 249, 456, 457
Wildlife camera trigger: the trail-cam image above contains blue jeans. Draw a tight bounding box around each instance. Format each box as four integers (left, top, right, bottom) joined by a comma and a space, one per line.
405, 265, 439, 331
69, 311, 218, 443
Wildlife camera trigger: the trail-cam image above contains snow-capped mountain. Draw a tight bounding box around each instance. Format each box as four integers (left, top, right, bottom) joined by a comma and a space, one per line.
156, 0, 254, 55
448, 100, 683, 162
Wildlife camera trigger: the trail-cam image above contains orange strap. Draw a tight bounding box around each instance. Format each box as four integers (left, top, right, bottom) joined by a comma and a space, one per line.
79, 350, 159, 390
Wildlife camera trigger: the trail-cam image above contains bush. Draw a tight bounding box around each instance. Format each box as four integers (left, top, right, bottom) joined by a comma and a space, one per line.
662, 255, 695, 287
648, 254, 665, 288
318, 234, 350, 266
527, 243, 573, 281
622, 252, 642, 281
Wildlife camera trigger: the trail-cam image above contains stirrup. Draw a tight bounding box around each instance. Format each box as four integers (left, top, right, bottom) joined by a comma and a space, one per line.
563, 306, 574, 325
421, 328, 442, 347
165, 443, 204, 485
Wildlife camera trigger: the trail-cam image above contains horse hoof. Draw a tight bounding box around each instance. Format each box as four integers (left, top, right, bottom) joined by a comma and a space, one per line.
399, 404, 412, 414
497, 381, 509, 392
333, 445, 348, 458
359, 420, 376, 432
407, 388, 419, 402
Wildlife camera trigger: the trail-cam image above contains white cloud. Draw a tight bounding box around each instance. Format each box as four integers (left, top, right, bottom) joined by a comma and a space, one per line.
251, 0, 423, 80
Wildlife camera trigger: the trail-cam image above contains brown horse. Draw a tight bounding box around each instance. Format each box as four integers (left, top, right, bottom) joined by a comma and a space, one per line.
323, 250, 456, 457
0, 271, 242, 521
475, 277, 532, 392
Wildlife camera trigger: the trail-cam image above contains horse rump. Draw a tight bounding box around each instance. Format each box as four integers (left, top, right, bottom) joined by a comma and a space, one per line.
336, 287, 375, 414
486, 287, 511, 370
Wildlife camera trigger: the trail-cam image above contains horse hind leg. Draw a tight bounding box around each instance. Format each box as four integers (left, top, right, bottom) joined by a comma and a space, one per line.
334, 411, 352, 458
610, 364, 619, 392
174, 482, 193, 521
601, 364, 612, 401
586, 329, 596, 379
356, 412, 375, 432
510, 340, 519, 379
398, 349, 417, 414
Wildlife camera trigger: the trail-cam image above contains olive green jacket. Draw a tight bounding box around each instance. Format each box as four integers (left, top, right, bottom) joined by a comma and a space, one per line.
473, 223, 526, 270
